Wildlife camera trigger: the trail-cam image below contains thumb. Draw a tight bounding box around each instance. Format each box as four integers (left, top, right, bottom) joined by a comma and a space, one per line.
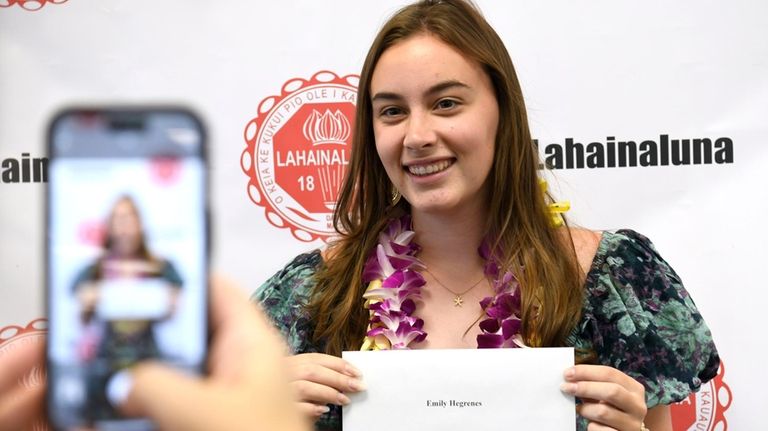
0, 384, 48, 431
119, 363, 222, 431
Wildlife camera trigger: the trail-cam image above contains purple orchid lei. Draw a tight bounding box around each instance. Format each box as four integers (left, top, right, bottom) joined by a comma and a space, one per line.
360, 215, 525, 350
360, 216, 427, 350
476, 241, 525, 348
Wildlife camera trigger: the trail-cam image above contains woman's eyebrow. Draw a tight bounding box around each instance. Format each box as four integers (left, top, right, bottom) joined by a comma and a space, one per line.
424, 80, 470, 97
371, 79, 470, 103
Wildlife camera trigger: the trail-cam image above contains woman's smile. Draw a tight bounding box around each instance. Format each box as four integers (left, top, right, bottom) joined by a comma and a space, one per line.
404, 158, 455, 177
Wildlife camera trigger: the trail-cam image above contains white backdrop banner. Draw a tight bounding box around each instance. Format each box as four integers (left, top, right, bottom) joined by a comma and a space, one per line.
2, 0, 764, 429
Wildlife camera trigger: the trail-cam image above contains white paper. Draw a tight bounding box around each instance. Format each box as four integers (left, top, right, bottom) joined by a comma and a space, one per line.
95, 279, 172, 320
342, 348, 575, 431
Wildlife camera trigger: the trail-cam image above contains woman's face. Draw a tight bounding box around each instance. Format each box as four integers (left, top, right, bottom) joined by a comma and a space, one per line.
370, 33, 499, 217
108, 199, 142, 256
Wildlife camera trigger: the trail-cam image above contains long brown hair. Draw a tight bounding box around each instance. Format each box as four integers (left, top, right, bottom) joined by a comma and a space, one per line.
309, 0, 583, 356
102, 195, 152, 258
92, 195, 157, 279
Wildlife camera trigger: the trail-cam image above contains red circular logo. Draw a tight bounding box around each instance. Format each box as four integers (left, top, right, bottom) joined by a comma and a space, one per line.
0, 0, 68, 11
242, 71, 358, 242
670, 361, 731, 430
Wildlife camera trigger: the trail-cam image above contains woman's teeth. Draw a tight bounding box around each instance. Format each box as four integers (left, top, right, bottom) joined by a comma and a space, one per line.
407, 160, 452, 176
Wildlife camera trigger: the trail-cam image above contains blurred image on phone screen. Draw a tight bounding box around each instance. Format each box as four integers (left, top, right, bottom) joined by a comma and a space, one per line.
46, 108, 208, 430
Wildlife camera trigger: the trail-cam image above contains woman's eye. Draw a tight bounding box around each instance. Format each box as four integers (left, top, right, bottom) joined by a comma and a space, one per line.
435, 99, 458, 110
380, 107, 403, 117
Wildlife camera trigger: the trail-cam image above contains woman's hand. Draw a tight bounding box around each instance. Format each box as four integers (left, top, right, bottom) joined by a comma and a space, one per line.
286, 353, 366, 418
561, 364, 648, 431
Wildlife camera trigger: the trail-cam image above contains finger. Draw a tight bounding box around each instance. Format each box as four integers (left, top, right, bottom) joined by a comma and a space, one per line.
291, 379, 351, 406
0, 340, 47, 431
562, 380, 645, 418
207, 275, 289, 383
122, 362, 295, 431
289, 353, 362, 378
565, 365, 644, 394
0, 383, 47, 431
208, 275, 289, 359
289, 359, 364, 393
209, 274, 260, 332
585, 419, 619, 431
0, 337, 45, 390
120, 362, 221, 430
296, 402, 330, 418
577, 401, 635, 431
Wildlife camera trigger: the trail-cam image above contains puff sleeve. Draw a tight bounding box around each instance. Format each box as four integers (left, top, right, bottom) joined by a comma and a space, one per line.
251, 250, 325, 355
568, 230, 720, 408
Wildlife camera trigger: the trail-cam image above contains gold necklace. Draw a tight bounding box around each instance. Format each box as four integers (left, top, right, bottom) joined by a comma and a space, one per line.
424, 268, 486, 307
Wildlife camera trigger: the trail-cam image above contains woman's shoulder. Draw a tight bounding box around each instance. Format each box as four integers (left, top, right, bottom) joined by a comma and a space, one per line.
566, 227, 603, 276
578, 228, 701, 327
569, 228, 720, 407
251, 249, 324, 304
569, 227, 675, 281
585, 228, 682, 288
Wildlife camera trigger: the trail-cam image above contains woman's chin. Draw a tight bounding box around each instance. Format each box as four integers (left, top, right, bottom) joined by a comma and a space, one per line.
408, 200, 467, 217
112, 245, 139, 257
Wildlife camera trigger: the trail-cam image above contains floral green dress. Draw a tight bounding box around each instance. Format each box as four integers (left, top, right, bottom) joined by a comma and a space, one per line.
252, 230, 720, 430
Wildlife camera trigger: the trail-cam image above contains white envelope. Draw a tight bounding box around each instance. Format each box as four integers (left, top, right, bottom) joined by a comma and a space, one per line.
342, 348, 575, 431
95, 279, 173, 320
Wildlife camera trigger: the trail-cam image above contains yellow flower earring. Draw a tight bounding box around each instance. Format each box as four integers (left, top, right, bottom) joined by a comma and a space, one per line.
539, 179, 570, 228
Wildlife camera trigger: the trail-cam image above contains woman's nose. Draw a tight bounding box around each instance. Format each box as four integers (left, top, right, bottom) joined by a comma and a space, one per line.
403, 111, 437, 151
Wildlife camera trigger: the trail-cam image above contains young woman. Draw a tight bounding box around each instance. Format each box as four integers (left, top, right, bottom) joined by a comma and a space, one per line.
253, 1, 720, 430
72, 195, 183, 422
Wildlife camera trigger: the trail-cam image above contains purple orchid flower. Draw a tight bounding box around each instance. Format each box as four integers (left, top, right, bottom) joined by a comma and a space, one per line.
368, 319, 427, 350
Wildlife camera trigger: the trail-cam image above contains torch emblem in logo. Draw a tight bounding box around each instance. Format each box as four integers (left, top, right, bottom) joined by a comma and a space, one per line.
302, 109, 350, 211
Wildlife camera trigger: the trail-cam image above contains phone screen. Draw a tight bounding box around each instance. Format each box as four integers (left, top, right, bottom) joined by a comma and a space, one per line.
46, 108, 208, 430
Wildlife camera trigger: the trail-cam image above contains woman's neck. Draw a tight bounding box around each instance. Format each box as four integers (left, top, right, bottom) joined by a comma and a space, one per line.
411, 206, 487, 276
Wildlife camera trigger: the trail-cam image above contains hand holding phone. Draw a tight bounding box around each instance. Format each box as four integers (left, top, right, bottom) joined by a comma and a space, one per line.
2, 278, 310, 431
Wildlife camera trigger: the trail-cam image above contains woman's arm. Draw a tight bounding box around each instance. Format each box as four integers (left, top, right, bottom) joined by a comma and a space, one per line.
644, 404, 672, 431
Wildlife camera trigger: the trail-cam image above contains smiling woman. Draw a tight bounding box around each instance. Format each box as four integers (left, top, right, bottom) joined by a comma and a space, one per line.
251, 1, 720, 431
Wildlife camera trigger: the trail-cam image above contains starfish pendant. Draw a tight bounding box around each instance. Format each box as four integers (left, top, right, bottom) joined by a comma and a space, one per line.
453, 296, 464, 307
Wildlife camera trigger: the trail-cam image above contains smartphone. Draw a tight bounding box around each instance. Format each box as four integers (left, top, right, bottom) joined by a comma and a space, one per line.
46, 107, 208, 430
